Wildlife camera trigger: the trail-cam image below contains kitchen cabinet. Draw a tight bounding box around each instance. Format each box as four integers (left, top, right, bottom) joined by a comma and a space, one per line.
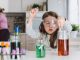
6, 12, 26, 33
8, 0, 22, 12
8, 0, 45, 12
48, 0, 68, 18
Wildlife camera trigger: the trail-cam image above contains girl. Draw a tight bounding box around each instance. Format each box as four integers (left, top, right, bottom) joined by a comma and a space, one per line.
26, 8, 72, 49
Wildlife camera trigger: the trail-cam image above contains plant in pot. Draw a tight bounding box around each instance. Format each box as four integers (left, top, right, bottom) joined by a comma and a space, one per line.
71, 24, 79, 38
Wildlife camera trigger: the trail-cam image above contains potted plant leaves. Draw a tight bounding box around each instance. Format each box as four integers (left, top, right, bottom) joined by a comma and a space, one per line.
72, 24, 79, 31
71, 24, 79, 38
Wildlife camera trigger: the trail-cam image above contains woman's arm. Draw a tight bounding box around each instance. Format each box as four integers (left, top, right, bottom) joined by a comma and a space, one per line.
27, 8, 38, 27
26, 8, 40, 38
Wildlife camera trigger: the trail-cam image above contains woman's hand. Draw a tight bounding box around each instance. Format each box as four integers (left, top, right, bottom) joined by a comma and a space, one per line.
27, 8, 39, 26
57, 16, 65, 29
29, 8, 39, 19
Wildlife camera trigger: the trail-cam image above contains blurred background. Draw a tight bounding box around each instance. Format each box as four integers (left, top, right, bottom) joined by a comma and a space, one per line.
0, 0, 80, 51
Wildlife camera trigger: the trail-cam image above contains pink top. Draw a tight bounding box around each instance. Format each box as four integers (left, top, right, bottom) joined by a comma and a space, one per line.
0, 13, 8, 29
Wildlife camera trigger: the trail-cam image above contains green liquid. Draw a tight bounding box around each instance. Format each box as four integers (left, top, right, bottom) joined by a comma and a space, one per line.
36, 44, 45, 58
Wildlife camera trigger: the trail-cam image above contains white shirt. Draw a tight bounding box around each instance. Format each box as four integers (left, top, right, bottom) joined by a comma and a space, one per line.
26, 20, 72, 50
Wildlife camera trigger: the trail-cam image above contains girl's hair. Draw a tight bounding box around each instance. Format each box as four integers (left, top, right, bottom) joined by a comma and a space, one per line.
0, 8, 4, 13
39, 11, 59, 48
42, 11, 58, 20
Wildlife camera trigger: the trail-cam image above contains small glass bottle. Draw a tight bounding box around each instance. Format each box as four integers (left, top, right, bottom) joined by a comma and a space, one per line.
10, 26, 21, 59
58, 29, 69, 56
36, 37, 45, 58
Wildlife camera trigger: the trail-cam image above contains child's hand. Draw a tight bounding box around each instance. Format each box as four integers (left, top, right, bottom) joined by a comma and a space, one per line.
57, 16, 65, 29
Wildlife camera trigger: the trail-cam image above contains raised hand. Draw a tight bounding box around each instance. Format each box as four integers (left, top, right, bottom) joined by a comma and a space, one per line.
29, 8, 39, 19
27, 8, 39, 26
57, 16, 65, 29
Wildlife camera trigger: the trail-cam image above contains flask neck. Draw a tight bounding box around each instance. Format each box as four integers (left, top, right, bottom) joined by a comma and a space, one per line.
58, 29, 68, 40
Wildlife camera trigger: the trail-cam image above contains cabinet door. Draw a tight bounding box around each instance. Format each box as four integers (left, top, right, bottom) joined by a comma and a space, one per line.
8, 0, 22, 12
0, 0, 8, 12
8, 17, 14, 32
48, 0, 67, 18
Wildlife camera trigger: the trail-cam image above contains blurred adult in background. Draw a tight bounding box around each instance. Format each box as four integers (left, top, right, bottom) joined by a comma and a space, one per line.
0, 7, 10, 41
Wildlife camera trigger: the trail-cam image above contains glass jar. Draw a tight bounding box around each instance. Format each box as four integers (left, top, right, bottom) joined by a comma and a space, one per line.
36, 37, 46, 58
58, 29, 69, 56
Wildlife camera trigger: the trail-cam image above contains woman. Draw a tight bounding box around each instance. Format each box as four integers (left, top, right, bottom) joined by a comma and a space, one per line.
26, 8, 72, 49
0, 7, 10, 41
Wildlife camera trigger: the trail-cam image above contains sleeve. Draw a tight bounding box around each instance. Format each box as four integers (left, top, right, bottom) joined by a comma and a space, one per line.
63, 20, 72, 32
26, 24, 40, 39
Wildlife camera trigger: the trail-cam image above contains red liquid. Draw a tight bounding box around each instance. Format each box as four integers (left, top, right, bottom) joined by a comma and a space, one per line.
58, 39, 69, 56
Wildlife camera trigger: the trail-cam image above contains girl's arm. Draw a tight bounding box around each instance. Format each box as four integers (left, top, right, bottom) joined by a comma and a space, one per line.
57, 17, 72, 32
63, 20, 72, 32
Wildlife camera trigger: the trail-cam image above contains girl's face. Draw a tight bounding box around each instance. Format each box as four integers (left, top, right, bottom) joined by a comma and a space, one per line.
43, 16, 58, 34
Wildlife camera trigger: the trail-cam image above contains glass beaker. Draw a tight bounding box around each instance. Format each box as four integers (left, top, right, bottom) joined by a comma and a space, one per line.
58, 29, 69, 56
36, 37, 46, 58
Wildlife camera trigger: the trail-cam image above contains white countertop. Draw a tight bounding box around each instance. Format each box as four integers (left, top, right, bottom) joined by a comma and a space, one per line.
1, 45, 80, 60
20, 46, 80, 60
2, 36, 80, 60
